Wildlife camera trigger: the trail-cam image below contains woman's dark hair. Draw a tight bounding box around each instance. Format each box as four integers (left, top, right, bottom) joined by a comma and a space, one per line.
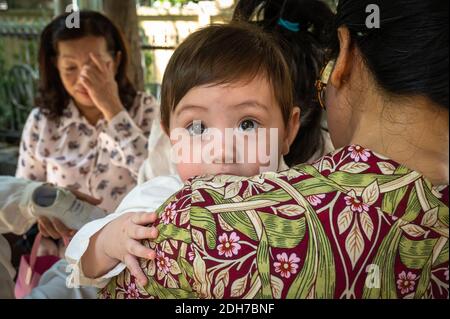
329, 0, 449, 109
233, 0, 334, 165
36, 10, 137, 119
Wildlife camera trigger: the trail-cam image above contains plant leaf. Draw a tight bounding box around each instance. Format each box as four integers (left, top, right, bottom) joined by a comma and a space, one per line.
276, 204, 305, 217
191, 228, 205, 250
340, 162, 370, 174
271, 275, 284, 299
377, 162, 396, 175
218, 214, 234, 232
401, 224, 427, 238
338, 206, 353, 234
421, 207, 439, 228
230, 275, 248, 298
360, 211, 374, 240
224, 182, 242, 200
345, 222, 365, 268
166, 274, 179, 289
213, 280, 225, 299
362, 180, 380, 206
162, 241, 174, 255
169, 259, 182, 275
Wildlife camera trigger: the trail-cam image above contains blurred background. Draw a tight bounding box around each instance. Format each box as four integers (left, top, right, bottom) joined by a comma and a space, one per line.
0, 0, 337, 176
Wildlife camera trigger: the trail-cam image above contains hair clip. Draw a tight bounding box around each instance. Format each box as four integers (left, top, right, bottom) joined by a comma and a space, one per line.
278, 18, 300, 32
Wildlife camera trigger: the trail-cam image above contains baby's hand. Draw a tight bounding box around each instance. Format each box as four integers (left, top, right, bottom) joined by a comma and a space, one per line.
101, 212, 159, 286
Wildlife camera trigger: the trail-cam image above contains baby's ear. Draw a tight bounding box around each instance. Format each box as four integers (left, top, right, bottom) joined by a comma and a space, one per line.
282, 107, 301, 155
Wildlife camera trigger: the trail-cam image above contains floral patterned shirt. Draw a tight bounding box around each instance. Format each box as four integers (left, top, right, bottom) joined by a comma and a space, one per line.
101, 145, 449, 299
16, 93, 159, 212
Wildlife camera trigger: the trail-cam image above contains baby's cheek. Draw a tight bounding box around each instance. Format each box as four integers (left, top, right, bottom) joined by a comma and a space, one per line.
242, 162, 264, 176
253, 129, 282, 171
177, 163, 205, 181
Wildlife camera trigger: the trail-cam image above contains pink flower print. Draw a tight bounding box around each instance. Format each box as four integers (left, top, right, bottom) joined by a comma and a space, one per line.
217, 232, 241, 258
161, 202, 177, 225
274, 252, 301, 279
307, 194, 326, 206
397, 271, 417, 295
156, 251, 171, 275
348, 145, 371, 162
444, 269, 449, 282
345, 195, 369, 213
125, 283, 140, 299
188, 251, 195, 261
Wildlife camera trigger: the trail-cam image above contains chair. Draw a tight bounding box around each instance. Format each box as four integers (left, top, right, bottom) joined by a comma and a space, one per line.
7, 64, 38, 133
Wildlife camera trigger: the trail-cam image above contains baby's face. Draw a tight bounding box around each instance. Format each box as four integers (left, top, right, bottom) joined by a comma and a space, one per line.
168, 76, 299, 181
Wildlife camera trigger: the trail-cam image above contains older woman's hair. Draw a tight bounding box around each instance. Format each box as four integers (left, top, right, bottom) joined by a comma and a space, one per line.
36, 10, 136, 119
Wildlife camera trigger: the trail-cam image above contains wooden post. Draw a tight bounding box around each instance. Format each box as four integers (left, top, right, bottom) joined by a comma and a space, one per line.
102, 0, 145, 91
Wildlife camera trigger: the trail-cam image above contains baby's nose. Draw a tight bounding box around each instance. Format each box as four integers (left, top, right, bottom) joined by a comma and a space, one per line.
210, 134, 235, 164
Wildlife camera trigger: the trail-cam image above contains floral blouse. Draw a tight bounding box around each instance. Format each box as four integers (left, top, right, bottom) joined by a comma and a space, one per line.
16, 93, 158, 212
101, 145, 449, 299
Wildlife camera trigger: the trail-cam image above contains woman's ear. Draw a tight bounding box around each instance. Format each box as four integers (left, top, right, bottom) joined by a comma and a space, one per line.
282, 106, 301, 155
330, 26, 353, 89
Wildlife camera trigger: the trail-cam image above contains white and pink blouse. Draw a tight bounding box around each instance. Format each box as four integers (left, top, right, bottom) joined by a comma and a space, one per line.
16, 93, 159, 212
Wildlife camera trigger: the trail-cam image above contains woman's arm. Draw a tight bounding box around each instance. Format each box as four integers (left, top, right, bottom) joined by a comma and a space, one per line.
0, 177, 43, 235
79, 54, 159, 179
15, 109, 47, 182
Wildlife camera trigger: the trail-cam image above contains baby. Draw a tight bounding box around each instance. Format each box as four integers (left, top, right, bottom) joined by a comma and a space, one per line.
66, 23, 301, 288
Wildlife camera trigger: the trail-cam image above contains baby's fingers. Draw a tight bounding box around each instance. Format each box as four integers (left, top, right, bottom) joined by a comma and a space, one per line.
126, 238, 156, 260
127, 223, 158, 240
131, 212, 158, 225
124, 254, 148, 287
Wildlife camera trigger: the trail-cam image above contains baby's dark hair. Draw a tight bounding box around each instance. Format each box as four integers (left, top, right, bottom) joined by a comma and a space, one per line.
233, 0, 334, 165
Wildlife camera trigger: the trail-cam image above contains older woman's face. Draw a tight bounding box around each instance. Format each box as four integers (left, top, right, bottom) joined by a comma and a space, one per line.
56, 36, 115, 108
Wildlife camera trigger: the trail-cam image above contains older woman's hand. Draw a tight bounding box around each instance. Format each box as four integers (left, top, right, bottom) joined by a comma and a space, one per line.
37, 189, 103, 240
79, 52, 125, 121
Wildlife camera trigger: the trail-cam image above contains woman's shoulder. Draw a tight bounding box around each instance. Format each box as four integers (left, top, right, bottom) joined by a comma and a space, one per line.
22, 107, 52, 132
134, 91, 158, 109
128, 91, 159, 120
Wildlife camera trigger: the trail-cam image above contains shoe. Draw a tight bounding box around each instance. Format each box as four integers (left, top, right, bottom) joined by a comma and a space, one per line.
30, 184, 107, 230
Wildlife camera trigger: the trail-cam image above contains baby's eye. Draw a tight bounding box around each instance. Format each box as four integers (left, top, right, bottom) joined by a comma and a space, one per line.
186, 121, 207, 136
238, 119, 259, 132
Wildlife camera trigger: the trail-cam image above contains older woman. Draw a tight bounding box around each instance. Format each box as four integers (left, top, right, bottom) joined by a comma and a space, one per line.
16, 11, 162, 238
103, 0, 447, 299
14, 10, 168, 299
